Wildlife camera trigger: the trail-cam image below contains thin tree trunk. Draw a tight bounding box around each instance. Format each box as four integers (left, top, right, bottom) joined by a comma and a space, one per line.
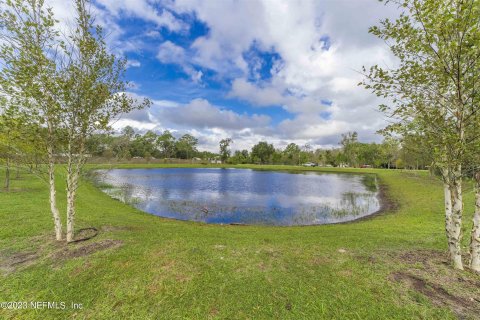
443, 168, 463, 269
4, 156, 10, 190
444, 179, 454, 260
449, 167, 464, 270
470, 172, 480, 272
66, 164, 81, 242
66, 149, 75, 242
47, 145, 62, 241
66, 188, 75, 242
66, 142, 84, 243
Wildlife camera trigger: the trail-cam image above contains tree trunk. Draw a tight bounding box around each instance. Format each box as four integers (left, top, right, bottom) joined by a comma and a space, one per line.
66, 152, 75, 242
443, 168, 463, 269
47, 146, 62, 241
449, 168, 464, 270
444, 180, 455, 260
66, 151, 82, 243
4, 157, 10, 191
470, 173, 480, 272
66, 186, 75, 242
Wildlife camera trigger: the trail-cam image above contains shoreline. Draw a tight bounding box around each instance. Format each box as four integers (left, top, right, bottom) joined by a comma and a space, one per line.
88, 165, 397, 228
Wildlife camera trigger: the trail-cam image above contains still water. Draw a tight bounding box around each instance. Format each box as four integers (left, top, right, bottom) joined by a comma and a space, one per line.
93, 168, 381, 226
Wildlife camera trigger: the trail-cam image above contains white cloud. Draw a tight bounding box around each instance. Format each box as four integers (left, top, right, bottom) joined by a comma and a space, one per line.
159, 98, 271, 131
43, 0, 401, 150
95, 0, 187, 32
145, 30, 162, 38
157, 41, 203, 83
277, 114, 348, 140
162, 0, 399, 146
126, 59, 141, 68
157, 41, 187, 64
111, 95, 276, 152
112, 94, 361, 152
44, 0, 146, 55
229, 78, 328, 114
229, 79, 285, 107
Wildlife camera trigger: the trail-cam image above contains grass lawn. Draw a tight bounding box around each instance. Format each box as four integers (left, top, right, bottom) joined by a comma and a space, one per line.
0, 165, 479, 319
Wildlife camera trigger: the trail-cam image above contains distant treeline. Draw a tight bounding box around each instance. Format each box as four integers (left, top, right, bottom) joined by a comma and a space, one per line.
85, 127, 432, 169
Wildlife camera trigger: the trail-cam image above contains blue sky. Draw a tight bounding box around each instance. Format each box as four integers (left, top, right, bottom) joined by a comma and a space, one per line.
51, 0, 399, 151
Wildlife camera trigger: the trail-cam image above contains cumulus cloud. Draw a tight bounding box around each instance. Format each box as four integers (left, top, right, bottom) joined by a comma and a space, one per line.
157, 41, 187, 64
111, 95, 274, 151
43, 0, 400, 151
95, 0, 187, 32
157, 41, 204, 83
229, 78, 329, 114
160, 98, 271, 130
160, 0, 399, 147
43, 0, 146, 55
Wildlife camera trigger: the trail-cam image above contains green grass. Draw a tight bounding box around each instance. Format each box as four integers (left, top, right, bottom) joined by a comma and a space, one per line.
0, 165, 478, 319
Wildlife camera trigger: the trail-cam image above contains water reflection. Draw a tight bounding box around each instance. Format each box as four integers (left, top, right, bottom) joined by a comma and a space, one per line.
92, 168, 380, 225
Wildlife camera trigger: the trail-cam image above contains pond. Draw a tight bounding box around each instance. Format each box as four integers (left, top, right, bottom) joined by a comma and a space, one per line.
92, 168, 381, 226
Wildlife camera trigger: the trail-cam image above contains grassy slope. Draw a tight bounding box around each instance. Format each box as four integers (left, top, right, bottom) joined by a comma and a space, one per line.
0, 165, 477, 319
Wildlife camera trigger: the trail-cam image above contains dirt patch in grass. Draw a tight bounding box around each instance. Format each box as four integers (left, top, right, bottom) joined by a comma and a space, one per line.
397, 249, 449, 266
285, 301, 293, 311
69, 228, 99, 243
0, 251, 39, 275
31, 228, 124, 258
309, 255, 332, 266
0, 234, 124, 275
386, 249, 480, 319
390, 271, 479, 318
52, 239, 123, 260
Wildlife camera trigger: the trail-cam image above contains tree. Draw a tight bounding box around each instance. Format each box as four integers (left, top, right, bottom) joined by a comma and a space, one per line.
381, 137, 400, 169
251, 141, 275, 164
219, 138, 233, 163
122, 126, 135, 140
340, 132, 359, 167
357, 143, 379, 167
0, 101, 19, 190
230, 149, 250, 164
142, 131, 158, 158
129, 131, 158, 158
464, 114, 480, 271
0, 0, 65, 240
323, 149, 338, 167
112, 126, 135, 159
176, 134, 198, 159
284, 143, 301, 165
0, 104, 45, 189
157, 130, 176, 158
362, 0, 480, 269
61, 0, 150, 242
0, 103, 18, 190
399, 134, 432, 170
470, 172, 480, 271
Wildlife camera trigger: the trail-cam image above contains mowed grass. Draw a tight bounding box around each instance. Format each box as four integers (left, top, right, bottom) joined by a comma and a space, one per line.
0, 165, 479, 319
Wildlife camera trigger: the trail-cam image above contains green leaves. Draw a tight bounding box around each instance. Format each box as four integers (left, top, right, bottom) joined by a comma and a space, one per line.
361, 0, 480, 172
219, 138, 233, 162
